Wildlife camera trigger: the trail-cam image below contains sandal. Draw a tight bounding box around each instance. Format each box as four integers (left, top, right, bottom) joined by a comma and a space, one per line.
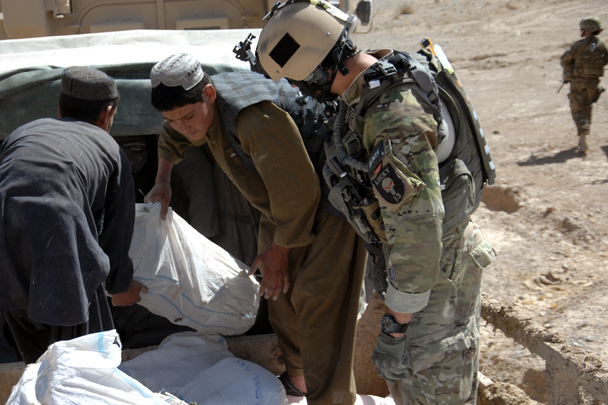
278, 371, 306, 397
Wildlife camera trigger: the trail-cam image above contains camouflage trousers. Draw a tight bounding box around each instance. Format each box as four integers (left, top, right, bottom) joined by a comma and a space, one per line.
568, 77, 601, 136
393, 219, 495, 404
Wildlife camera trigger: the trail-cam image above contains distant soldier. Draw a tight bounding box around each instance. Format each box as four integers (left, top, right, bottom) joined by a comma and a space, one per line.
561, 16, 608, 153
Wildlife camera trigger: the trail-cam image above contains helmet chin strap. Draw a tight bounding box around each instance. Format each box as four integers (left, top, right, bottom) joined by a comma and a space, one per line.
292, 67, 338, 102
292, 30, 359, 102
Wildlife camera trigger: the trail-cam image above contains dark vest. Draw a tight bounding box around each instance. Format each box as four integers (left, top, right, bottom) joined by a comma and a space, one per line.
210, 71, 342, 219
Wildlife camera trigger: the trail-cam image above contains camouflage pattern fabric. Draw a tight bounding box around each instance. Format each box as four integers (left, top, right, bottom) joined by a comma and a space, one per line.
399, 220, 494, 404
342, 50, 495, 404
561, 36, 608, 79
568, 77, 601, 137
561, 36, 608, 137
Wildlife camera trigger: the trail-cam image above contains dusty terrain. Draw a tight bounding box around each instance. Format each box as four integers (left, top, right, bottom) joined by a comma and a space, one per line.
352, 0, 608, 403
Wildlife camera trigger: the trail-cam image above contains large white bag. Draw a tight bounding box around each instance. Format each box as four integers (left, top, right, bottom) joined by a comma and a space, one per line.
120, 332, 287, 405
6, 330, 189, 405
128, 202, 260, 335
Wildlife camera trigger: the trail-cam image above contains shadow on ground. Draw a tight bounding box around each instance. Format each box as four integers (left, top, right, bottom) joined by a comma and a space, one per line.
517, 148, 582, 166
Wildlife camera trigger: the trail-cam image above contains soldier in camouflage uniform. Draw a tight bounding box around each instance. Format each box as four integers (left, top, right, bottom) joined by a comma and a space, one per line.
561, 16, 608, 153
255, 1, 495, 404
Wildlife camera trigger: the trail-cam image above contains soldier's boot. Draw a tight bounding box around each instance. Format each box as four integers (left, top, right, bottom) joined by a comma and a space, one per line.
577, 134, 589, 154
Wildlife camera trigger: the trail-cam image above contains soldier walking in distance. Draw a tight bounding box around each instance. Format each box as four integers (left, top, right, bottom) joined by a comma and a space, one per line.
561, 16, 608, 154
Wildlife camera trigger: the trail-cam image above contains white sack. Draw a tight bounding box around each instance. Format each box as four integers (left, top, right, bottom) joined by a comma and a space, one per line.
128, 203, 260, 335
120, 332, 287, 405
6, 330, 188, 405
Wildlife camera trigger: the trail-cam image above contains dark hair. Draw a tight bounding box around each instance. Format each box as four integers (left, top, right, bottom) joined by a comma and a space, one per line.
58, 93, 120, 124
150, 74, 212, 112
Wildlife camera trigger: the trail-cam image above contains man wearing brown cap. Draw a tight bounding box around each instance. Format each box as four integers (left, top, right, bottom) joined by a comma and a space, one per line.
0, 66, 146, 364
145, 53, 367, 404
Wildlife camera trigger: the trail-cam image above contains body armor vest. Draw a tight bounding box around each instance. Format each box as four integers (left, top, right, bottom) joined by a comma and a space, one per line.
570, 37, 607, 79
210, 71, 342, 219
324, 48, 496, 247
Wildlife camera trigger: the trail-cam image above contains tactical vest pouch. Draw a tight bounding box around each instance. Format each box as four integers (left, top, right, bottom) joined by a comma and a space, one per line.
439, 158, 476, 234
576, 41, 606, 78
327, 176, 385, 245
358, 198, 387, 244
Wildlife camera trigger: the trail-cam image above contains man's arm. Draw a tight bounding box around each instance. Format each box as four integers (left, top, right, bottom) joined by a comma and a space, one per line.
145, 122, 199, 219
145, 157, 174, 220
111, 280, 148, 306
249, 242, 291, 300
366, 88, 444, 317
561, 42, 579, 67
238, 101, 321, 300
100, 150, 138, 295
369, 87, 444, 382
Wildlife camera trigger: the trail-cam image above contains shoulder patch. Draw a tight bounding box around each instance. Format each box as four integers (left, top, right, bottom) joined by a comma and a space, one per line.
371, 156, 417, 212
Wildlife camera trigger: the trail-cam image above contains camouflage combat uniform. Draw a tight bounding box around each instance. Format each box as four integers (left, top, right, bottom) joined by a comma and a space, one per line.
561, 35, 608, 137
342, 50, 495, 404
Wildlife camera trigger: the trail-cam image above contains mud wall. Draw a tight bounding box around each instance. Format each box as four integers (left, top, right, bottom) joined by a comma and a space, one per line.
481, 293, 608, 404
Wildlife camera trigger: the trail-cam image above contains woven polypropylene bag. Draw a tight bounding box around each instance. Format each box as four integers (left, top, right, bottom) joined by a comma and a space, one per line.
128, 203, 260, 335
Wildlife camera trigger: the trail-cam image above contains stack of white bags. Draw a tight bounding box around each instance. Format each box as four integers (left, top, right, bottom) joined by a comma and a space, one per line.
6, 203, 394, 405
7, 203, 286, 405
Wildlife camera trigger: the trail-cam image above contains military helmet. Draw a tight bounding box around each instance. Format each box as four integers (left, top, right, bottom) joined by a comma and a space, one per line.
258, 0, 351, 82
580, 16, 602, 33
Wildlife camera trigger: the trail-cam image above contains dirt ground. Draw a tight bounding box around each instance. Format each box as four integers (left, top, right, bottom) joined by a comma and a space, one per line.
352, 0, 608, 403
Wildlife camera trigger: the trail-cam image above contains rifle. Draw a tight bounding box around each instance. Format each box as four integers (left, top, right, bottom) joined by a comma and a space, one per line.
557, 81, 567, 93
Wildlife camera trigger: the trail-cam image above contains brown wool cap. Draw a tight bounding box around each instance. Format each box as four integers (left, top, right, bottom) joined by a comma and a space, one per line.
61, 66, 118, 101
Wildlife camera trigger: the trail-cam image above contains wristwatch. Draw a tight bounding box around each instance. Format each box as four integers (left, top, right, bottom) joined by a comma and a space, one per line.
380, 314, 409, 335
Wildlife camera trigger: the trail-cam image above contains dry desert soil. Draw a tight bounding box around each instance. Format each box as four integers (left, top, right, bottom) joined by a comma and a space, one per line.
352, 0, 608, 403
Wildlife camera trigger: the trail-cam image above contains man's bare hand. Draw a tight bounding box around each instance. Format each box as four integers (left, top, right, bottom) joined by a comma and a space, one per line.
111, 280, 148, 307
145, 157, 174, 220
145, 181, 171, 220
249, 243, 291, 300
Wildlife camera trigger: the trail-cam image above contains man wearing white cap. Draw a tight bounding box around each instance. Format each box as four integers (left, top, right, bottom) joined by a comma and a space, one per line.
0, 66, 146, 364
145, 53, 367, 404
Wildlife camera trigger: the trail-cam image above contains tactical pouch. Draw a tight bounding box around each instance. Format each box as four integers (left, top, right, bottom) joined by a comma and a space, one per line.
327, 176, 380, 245
358, 198, 387, 244
439, 158, 477, 234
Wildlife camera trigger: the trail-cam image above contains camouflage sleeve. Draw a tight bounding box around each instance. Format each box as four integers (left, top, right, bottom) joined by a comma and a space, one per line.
561, 40, 581, 68
158, 121, 206, 165
364, 84, 445, 314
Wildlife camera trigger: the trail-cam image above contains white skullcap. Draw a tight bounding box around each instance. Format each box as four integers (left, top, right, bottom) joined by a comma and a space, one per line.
150, 53, 204, 90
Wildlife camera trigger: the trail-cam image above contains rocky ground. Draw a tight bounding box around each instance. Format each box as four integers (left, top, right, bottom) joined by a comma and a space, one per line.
353, 0, 608, 403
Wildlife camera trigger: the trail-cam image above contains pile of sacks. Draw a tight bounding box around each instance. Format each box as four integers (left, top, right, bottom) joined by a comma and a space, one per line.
6, 204, 393, 405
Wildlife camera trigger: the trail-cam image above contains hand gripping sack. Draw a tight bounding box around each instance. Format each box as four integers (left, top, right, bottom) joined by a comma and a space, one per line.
128, 203, 260, 335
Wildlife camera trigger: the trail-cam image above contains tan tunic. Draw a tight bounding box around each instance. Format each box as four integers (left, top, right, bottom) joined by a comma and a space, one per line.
158, 100, 320, 249
159, 99, 367, 405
